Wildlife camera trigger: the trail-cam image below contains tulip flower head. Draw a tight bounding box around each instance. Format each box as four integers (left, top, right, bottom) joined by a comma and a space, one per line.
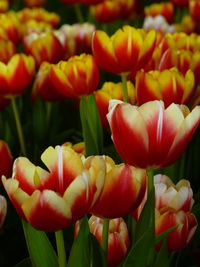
24, 0, 46, 8
75, 216, 130, 267
155, 208, 197, 252
50, 54, 100, 98
154, 174, 194, 212
2, 146, 107, 231
0, 53, 35, 97
145, 2, 174, 23
0, 195, 7, 228
189, 0, 200, 21
92, 26, 156, 75
107, 100, 200, 169
136, 68, 195, 107
0, 140, 13, 181
0, 39, 16, 63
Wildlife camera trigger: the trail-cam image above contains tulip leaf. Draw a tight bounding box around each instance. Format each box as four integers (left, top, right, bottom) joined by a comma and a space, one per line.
90, 234, 104, 267
153, 238, 170, 267
22, 221, 58, 267
14, 258, 32, 267
80, 94, 103, 156
67, 216, 91, 267
122, 189, 156, 267
155, 225, 178, 244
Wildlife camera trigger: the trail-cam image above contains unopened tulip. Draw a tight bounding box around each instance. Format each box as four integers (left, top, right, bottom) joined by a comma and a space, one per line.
145, 2, 174, 23
75, 216, 130, 267
189, 0, 200, 21
50, 54, 100, 98
2, 146, 106, 231
0, 39, 16, 63
17, 8, 60, 28
107, 100, 200, 169
23, 31, 64, 68
0, 53, 35, 97
154, 174, 194, 212
24, 0, 46, 8
94, 81, 135, 127
90, 156, 147, 218
155, 208, 197, 252
0, 195, 7, 228
32, 62, 65, 102
92, 26, 156, 75
0, 140, 13, 180
136, 68, 195, 107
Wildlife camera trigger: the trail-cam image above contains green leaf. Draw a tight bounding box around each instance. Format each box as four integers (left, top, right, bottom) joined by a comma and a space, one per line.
155, 225, 178, 244
90, 234, 104, 267
80, 94, 103, 156
67, 216, 91, 267
14, 258, 32, 267
154, 239, 170, 267
123, 189, 156, 267
22, 220, 58, 267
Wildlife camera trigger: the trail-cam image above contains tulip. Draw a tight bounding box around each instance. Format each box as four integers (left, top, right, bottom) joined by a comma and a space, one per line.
0, 53, 35, 97
23, 31, 64, 68
0, 12, 22, 44
0, 39, 16, 63
189, 0, 200, 21
107, 100, 200, 169
94, 81, 135, 127
75, 216, 130, 267
191, 85, 200, 108
24, 0, 46, 8
154, 174, 194, 212
90, 156, 147, 218
155, 208, 197, 252
92, 26, 156, 75
21, 20, 53, 36
143, 16, 176, 34
0, 140, 13, 181
0, 195, 7, 228
90, 1, 120, 23
32, 62, 65, 102
174, 15, 197, 34
63, 142, 85, 155
2, 146, 106, 231
17, 8, 60, 28
0, 0, 8, 13
50, 54, 100, 98
171, 0, 189, 8
145, 3, 174, 23
136, 68, 195, 107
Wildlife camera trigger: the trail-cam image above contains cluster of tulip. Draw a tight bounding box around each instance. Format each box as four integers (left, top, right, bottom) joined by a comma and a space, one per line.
0, 0, 199, 267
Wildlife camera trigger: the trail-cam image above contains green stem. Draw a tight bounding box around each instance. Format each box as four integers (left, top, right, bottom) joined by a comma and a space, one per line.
147, 169, 154, 194
46, 101, 52, 126
11, 96, 27, 156
121, 73, 129, 103
101, 218, 110, 267
75, 4, 84, 23
55, 230, 67, 267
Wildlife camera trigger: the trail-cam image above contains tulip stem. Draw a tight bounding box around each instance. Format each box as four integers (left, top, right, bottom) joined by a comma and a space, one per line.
55, 230, 67, 267
101, 218, 110, 267
10, 96, 27, 156
147, 169, 154, 194
121, 73, 129, 103
75, 4, 84, 23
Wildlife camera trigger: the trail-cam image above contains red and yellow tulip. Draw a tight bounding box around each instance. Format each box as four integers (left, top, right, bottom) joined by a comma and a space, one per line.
0, 195, 7, 229
0, 53, 35, 97
145, 2, 174, 23
23, 32, 64, 68
136, 68, 195, 107
90, 156, 147, 218
0, 140, 13, 182
154, 174, 194, 212
155, 209, 197, 252
24, 0, 46, 8
94, 81, 135, 127
0, 39, 16, 63
50, 54, 100, 98
32, 62, 65, 102
92, 26, 156, 75
189, 0, 200, 21
75, 216, 130, 267
0, 0, 9, 13
107, 100, 200, 169
2, 146, 106, 231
